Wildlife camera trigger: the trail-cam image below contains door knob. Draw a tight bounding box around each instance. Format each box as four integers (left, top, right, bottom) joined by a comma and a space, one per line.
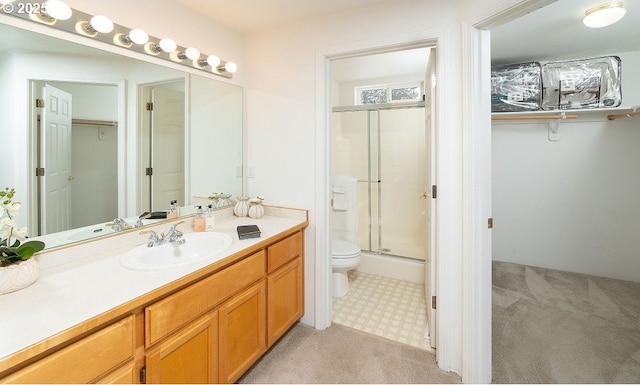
67, 176, 74, 182
419, 192, 428, 199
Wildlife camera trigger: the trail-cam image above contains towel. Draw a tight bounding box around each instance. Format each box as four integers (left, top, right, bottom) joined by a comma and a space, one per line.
332, 175, 358, 243
332, 193, 349, 211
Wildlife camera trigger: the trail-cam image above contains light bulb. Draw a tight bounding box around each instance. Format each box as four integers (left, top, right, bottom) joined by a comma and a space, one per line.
43, 0, 72, 20
128, 29, 148, 45
224, 62, 238, 73
159, 38, 177, 53
206, 55, 220, 67
185, 47, 200, 60
583, 2, 626, 28
90, 15, 113, 33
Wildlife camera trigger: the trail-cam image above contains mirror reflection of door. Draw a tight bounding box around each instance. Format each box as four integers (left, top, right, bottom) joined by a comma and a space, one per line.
140, 80, 185, 213
32, 81, 119, 236
39, 84, 72, 235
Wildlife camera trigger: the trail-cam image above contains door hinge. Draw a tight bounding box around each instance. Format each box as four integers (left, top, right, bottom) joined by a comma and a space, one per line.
35, 167, 45, 177
146, 102, 154, 111
488, 217, 494, 229
431, 185, 437, 199
431, 296, 437, 310
431, 74, 437, 88
139, 365, 146, 384
35, 98, 45, 108
145, 167, 153, 176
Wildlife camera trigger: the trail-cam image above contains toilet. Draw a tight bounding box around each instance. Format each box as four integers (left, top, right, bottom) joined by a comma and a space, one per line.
332, 239, 361, 297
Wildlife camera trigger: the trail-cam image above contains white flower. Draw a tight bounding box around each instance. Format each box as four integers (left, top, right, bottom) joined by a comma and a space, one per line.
0, 217, 16, 244
5, 202, 20, 217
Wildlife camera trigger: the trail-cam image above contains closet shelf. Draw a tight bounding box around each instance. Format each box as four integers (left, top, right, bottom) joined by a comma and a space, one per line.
492, 106, 640, 121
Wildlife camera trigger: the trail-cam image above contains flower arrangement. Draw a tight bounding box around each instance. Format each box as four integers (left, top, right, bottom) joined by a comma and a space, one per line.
0, 188, 45, 267
249, 196, 265, 204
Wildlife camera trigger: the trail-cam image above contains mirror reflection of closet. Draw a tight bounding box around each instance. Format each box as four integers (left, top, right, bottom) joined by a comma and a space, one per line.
32, 80, 118, 236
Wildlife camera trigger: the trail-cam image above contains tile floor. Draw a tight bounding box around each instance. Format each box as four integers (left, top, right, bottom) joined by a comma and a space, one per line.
332, 270, 432, 351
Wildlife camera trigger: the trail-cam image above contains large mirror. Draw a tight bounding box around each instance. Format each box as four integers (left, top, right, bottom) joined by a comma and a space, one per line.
0, 21, 243, 249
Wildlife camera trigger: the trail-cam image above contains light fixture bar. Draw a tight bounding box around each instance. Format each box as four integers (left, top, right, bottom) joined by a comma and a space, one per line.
1, 0, 235, 78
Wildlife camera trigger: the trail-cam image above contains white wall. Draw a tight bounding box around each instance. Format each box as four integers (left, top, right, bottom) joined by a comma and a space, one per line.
492, 50, 640, 282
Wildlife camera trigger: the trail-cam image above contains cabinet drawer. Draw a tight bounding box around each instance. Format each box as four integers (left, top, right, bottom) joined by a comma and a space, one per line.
2, 315, 135, 384
146, 251, 266, 346
267, 231, 302, 273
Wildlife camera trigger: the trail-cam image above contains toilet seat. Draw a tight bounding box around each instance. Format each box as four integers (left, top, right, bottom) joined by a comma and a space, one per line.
332, 239, 361, 258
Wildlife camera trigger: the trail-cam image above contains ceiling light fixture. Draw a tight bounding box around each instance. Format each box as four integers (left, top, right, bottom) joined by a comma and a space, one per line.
583, 2, 626, 28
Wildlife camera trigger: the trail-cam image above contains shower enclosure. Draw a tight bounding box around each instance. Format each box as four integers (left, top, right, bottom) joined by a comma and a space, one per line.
332, 104, 427, 261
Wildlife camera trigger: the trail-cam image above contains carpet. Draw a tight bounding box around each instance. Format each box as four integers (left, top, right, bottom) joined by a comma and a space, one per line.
492, 261, 640, 383
239, 322, 460, 384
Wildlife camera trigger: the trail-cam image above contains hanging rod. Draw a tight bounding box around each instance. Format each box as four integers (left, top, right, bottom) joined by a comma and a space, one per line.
491, 113, 577, 121
72, 119, 118, 127
607, 111, 640, 121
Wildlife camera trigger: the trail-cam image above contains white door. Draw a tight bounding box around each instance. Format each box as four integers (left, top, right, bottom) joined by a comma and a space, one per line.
150, 86, 185, 211
40, 84, 72, 234
424, 48, 438, 349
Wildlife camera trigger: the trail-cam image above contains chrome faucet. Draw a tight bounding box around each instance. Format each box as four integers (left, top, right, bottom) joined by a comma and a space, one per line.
111, 218, 132, 232
142, 221, 185, 247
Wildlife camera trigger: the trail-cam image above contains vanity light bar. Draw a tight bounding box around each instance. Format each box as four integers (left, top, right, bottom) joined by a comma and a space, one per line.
0, 0, 237, 78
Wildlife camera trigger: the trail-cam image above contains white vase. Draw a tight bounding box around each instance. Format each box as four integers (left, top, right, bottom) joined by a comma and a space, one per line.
0, 259, 39, 295
248, 202, 265, 219
234, 196, 250, 217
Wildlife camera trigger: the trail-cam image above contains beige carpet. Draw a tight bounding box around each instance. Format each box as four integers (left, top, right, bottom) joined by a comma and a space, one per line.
492, 261, 640, 383
239, 323, 460, 384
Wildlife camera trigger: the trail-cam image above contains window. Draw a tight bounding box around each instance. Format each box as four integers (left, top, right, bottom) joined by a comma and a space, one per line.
356, 82, 423, 105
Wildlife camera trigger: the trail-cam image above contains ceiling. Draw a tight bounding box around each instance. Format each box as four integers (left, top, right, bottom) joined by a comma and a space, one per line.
174, 0, 639, 78
491, 0, 640, 64
2, 0, 637, 77
175, 0, 392, 34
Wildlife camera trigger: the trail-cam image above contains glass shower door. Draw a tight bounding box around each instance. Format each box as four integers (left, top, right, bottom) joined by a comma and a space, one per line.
332, 107, 426, 261
379, 108, 426, 260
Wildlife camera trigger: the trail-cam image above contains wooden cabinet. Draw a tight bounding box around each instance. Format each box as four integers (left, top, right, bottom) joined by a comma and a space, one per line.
267, 257, 303, 346
96, 362, 138, 384
0, 226, 306, 385
1, 315, 136, 384
218, 280, 267, 384
146, 312, 218, 384
266, 232, 304, 346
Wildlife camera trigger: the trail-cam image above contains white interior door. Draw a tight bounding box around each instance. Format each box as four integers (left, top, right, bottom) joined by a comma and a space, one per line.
40, 84, 72, 234
424, 48, 437, 349
151, 86, 185, 211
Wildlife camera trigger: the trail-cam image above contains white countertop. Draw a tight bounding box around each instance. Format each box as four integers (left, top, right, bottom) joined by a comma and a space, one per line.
0, 206, 307, 361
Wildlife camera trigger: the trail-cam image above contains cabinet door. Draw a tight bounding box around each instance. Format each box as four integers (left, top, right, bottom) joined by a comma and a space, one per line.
96, 362, 138, 384
146, 311, 218, 384
267, 257, 303, 347
218, 280, 266, 384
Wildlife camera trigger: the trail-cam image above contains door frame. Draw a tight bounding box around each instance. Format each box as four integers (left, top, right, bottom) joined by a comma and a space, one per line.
315, 28, 461, 370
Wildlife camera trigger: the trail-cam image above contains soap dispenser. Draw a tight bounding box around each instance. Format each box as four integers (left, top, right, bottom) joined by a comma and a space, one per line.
205, 204, 215, 232
193, 206, 205, 232
167, 200, 178, 219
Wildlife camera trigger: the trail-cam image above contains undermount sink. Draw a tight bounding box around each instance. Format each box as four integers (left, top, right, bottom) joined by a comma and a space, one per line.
119, 232, 233, 271
60, 224, 116, 243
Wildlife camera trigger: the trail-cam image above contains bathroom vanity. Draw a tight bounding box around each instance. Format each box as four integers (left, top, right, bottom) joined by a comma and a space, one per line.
0, 206, 308, 384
